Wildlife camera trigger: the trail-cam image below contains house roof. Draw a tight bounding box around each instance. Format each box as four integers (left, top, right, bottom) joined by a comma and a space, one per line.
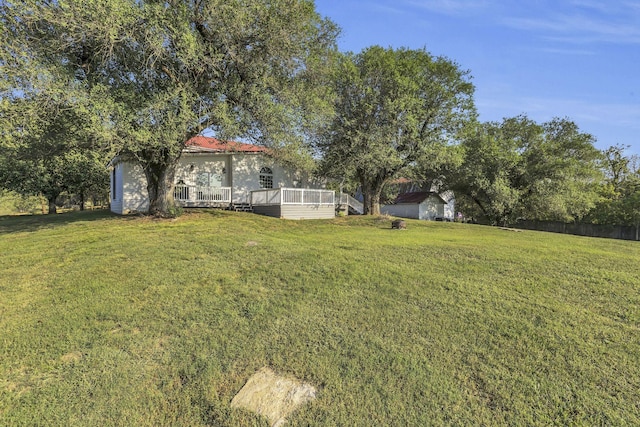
108, 136, 267, 167
184, 136, 268, 153
389, 177, 413, 185
392, 191, 446, 204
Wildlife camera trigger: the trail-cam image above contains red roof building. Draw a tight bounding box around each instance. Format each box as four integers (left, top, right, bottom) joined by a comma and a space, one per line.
184, 136, 268, 153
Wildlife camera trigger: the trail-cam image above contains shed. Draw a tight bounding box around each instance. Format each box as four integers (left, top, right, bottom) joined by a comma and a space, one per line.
381, 191, 452, 221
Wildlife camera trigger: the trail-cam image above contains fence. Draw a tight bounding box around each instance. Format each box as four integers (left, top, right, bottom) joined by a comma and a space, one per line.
514, 220, 639, 241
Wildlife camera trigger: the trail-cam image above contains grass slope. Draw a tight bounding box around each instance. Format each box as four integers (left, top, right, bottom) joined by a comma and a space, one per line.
1, 210, 639, 426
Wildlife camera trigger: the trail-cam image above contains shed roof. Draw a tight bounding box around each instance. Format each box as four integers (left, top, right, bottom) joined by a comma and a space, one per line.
184, 136, 268, 153
392, 191, 446, 204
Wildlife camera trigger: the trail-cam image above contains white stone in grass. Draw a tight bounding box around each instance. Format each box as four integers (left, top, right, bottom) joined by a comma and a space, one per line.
230, 367, 317, 427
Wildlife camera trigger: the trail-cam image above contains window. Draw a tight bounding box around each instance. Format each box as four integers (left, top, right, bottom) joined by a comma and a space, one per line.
112, 168, 116, 200
259, 167, 273, 189
196, 172, 222, 187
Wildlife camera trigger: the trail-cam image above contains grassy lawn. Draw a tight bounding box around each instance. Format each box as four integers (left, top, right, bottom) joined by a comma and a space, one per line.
1, 210, 639, 426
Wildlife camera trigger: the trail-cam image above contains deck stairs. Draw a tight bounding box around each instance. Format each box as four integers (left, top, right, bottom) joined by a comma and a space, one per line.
230, 202, 254, 213
338, 193, 364, 215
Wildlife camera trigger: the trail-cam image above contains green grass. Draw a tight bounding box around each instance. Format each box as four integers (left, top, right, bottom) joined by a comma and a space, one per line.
1, 210, 639, 426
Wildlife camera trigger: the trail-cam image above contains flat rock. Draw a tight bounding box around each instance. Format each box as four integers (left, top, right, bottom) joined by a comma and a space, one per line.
230, 367, 317, 427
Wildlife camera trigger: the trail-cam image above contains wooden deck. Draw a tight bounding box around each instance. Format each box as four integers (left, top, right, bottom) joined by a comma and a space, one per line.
250, 188, 336, 219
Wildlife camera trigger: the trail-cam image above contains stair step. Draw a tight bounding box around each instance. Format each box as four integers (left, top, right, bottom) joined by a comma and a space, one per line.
231, 203, 253, 212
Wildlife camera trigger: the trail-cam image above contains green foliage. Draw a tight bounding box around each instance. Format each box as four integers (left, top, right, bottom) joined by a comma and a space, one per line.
0, 190, 43, 215
165, 203, 184, 219
2, 0, 339, 215
317, 46, 475, 214
587, 145, 640, 226
1, 211, 639, 425
453, 116, 603, 225
0, 95, 110, 213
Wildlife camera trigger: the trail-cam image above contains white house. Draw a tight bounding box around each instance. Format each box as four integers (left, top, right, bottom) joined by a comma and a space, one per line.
109, 136, 335, 219
381, 191, 455, 221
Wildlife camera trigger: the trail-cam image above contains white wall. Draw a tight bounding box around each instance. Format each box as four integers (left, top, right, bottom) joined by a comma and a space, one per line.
111, 160, 148, 214
111, 151, 311, 213
121, 162, 149, 214
382, 196, 445, 220
443, 198, 455, 220
381, 204, 420, 219
175, 154, 229, 187
421, 196, 445, 220
230, 153, 300, 203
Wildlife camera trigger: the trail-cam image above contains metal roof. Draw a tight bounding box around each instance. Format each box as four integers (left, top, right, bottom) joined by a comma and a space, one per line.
184, 136, 268, 153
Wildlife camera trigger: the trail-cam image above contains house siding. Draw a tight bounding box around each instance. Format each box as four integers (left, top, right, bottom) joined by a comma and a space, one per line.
175, 154, 229, 187
253, 204, 335, 220
381, 204, 420, 219
280, 205, 334, 220
422, 196, 445, 220
109, 147, 320, 215
121, 162, 149, 214
252, 205, 282, 218
382, 196, 445, 220
231, 153, 299, 203
443, 199, 455, 220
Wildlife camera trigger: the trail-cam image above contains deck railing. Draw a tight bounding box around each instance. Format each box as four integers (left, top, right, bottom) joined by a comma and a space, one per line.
174, 185, 231, 204
251, 188, 335, 206
338, 193, 363, 214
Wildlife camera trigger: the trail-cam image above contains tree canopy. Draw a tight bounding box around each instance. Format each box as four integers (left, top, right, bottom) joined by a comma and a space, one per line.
316, 46, 475, 214
586, 144, 640, 227
452, 116, 603, 226
2, 0, 338, 215
0, 92, 110, 213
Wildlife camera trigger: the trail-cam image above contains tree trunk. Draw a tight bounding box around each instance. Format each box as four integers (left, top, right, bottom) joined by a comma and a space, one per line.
143, 159, 179, 217
362, 188, 372, 215
79, 191, 85, 211
40, 194, 47, 214
370, 191, 381, 215
360, 179, 384, 215
471, 196, 494, 225
47, 195, 57, 214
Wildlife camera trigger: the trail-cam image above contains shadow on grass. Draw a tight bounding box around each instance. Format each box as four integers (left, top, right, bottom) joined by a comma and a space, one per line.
0, 209, 124, 234
0, 208, 246, 235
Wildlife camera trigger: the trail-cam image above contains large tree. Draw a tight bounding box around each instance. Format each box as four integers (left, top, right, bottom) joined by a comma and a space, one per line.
0, 93, 110, 213
317, 46, 475, 214
453, 116, 603, 225
587, 144, 640, 229
2, 0, 338, 216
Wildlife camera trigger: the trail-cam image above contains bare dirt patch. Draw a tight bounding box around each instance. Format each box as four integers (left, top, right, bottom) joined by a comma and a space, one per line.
60, 351, 83, 363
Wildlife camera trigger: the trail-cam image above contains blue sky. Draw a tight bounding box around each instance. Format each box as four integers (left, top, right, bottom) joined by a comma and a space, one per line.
314, 0, 640, 156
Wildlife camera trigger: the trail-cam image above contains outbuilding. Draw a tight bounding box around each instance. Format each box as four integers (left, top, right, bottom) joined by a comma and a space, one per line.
381, 191, 455, 221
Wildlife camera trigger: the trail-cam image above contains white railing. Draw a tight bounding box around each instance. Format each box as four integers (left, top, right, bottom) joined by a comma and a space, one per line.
174, 185, 231, 204
338, 193, 364, 214
250, 189, 282, 205
251, 188, 335, 206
